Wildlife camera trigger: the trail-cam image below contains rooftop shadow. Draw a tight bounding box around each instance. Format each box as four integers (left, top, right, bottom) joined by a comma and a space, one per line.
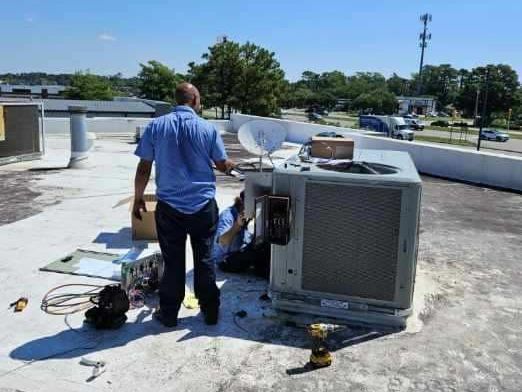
93, 228, 150, 250
10, 272, 394, 366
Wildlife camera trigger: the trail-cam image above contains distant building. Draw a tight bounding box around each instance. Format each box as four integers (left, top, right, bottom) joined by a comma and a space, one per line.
113, 97, 173, 117
397, 96, 437, 115
334, 98, 351, 111
40, 99, 158, 118
0, 84, 66, 99
0, 96, 173, 118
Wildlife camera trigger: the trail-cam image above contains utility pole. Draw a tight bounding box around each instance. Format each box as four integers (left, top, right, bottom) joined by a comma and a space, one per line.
417, 13, 432, 96
477, 68, 490, 151
473, 87, 480, 126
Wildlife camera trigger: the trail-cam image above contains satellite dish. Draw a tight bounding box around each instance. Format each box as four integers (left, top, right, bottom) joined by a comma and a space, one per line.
238, 120, 287, 157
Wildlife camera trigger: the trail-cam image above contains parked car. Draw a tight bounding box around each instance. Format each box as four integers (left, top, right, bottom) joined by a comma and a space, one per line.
316, 131, 344, 138
306, 106, 328, 116
431, 120, 450, 127
404, 118, 424, 131
308, 112, 323, 121
479, 129, 510, 142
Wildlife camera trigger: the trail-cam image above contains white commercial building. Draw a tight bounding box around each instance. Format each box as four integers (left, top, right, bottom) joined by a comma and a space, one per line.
397, 96, 437, 115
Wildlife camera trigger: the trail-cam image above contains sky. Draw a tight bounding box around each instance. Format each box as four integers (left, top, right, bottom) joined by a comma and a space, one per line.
1, 0, 521, 81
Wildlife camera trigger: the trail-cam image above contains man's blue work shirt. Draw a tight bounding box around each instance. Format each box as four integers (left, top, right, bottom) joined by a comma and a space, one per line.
134, 106, 227, 214
211, 206, 253, 264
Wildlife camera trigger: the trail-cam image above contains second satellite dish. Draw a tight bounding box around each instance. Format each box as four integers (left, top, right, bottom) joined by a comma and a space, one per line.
238, 120, 287, 156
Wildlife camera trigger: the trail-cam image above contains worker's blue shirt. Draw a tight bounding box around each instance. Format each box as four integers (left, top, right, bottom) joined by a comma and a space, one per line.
134, 106, 227, 214
211, 206, 253, 264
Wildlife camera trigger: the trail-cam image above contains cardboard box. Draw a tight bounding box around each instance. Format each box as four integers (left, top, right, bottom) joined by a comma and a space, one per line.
311, 137, 354, 160
131, 194, 158, 241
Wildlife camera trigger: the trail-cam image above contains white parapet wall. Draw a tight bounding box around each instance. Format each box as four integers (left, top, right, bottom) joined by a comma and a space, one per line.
231, 113, 522, 192
45, 117, 232, 135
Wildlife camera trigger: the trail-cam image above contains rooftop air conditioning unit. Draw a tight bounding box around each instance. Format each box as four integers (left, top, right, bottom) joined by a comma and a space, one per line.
268, 149, 422, 328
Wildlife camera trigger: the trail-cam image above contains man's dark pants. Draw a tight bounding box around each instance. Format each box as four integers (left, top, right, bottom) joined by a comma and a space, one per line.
155, 199, 220, 318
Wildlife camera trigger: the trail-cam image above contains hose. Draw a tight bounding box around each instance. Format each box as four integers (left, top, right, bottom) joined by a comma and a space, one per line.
41, 284, 105, 315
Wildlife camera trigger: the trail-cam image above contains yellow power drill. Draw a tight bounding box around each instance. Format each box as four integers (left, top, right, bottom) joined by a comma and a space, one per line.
307, 323, 341, 368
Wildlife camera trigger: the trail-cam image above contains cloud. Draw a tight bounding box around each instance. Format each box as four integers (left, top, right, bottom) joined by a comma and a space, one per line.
98, 33, 116, 41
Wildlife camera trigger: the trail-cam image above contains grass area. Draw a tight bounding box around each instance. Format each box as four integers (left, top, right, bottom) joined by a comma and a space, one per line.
426, 126, 522, 139
426, 126, 480, 137
415, 135, 476, 147
327, 114, 358, 122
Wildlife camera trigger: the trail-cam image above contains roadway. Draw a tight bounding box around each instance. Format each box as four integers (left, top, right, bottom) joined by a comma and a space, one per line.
280, 113, 522, 156
417, 129, 522, 156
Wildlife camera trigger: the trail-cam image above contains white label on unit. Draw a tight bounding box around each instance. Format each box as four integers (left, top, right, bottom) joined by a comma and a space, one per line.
320, 299, 349, 310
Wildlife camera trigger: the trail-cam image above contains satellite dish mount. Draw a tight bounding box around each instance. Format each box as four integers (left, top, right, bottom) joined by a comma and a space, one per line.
237, 120, 287, 172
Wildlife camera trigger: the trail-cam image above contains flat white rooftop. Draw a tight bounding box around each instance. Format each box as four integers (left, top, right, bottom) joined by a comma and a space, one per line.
0, 134, 520, 392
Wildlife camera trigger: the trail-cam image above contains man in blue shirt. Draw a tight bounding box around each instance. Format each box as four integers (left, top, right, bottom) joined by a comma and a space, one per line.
212, 192, 271, 279
133, 82, 234, 327
212, 192, 252, 263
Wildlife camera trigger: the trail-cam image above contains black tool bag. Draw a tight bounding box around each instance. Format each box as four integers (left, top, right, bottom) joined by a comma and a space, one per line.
85, 285, 130, 329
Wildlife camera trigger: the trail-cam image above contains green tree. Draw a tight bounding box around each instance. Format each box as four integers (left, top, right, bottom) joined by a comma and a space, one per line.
107, 73, 140, 97
285, 71, 390, 110
281, 85, 315, 108
345, 72, 387, 99
387, 73, 412, 96
64, 72, 114, 100
206, 40, 242, 118
413, 64, 459, 108
235, 42, 286, 116
352, 89, 397, 114
187, 61, 219, 116
138, 60, 182, 102
512, 88, 522, 125
300, 71, 321, 91
457, 68, 469, 90
189, 40, 242, 118
188, 39, 286, 118
456, 64, 520, 121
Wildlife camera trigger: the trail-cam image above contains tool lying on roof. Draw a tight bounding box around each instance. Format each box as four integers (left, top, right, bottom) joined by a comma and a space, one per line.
41, 284, 129, 329
307, 323, 346, 369
80, 357, 106, 380
9, 297, 28, 312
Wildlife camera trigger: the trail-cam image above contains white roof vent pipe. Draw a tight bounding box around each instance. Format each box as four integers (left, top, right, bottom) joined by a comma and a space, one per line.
68, 105, 95, 168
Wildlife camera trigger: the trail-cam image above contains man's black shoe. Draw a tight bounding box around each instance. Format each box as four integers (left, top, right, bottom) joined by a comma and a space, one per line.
201, 306, 219, 325
153, 309, 178, 327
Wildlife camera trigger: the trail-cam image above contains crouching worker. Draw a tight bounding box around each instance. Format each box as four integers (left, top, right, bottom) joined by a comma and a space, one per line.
213, 192, 271, 279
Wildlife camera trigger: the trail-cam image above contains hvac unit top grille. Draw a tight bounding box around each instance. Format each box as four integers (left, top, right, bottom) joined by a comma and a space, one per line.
301, 181, 402, 301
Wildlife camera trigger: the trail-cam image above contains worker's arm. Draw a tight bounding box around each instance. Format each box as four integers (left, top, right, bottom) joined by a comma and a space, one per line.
219, 213, 247, 246
214, 159, 236, 174
211, 129, 235, 174
133, 159, 153, 220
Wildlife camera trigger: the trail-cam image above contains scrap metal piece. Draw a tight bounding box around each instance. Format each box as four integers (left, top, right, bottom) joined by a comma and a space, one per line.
80, 357, 106, 380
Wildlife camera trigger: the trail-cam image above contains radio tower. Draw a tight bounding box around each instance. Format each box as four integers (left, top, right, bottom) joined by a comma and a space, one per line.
417, 13, 432, 95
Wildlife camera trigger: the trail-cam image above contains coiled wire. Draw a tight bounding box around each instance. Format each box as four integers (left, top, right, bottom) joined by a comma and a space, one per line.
41, 284, 105, 315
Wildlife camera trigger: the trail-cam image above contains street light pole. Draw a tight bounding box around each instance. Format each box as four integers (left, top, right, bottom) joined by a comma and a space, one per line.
477, 69, 490, 151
